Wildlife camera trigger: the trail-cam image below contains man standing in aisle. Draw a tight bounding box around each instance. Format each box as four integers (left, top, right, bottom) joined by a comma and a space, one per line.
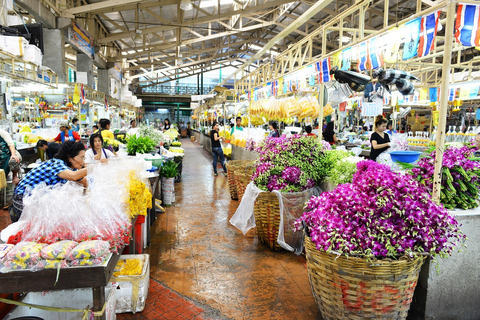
230, 117, 243, 136
364, 76, 383, 102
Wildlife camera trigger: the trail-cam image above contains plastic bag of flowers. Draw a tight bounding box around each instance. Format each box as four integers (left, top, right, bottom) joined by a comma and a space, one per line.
295, 160, 465, 319
230, 135, 325, 253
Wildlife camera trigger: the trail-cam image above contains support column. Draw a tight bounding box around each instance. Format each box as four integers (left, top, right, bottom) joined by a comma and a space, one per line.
97, 69, 110, 96
42, 29, 66, 82
76, 53, 94, 88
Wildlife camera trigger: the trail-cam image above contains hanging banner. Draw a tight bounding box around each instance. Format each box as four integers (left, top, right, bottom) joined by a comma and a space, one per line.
357, 42, 368, 71
315, 57, 332, 83
448, 88, 456, 101
459, 87, 471, 100
383, 26, 403, 63
367, 37, 383, 70
429, 87, 439, 102
469, 85, 479, 98
73, 83, 80, 104
341, 47, 353, 70
419, 88, 429, 101
68, 21, 95, 59
418, 11, 441, 57
403, 18, 422, 60
332, 51, 342, 69
455, 3, 480, 47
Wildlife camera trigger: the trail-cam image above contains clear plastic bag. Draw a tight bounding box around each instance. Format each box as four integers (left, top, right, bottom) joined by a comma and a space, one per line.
67, 240, 110, 260
230, 182, 318, 254
40, 240, 78, 260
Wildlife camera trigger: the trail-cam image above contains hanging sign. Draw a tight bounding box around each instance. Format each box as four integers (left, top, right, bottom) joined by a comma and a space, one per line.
403, 18, 421, 60
68, 21, 95, 59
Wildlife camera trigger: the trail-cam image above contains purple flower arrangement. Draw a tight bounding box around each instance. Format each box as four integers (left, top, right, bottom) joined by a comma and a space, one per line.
252, 135, 326, 192
320, 140, 332, 150
245, 138, 256, 151
297, 160, 465, 260
410, 145, 480, 209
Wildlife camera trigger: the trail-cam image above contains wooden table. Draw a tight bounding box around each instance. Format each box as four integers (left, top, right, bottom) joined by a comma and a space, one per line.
0, 252, 121, 320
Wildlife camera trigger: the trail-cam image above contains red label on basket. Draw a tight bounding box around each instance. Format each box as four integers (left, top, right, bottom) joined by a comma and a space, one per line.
333, 278, 418, 314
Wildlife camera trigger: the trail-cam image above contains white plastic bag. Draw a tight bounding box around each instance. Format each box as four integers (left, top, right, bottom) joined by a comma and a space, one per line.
230, 182, 318, 254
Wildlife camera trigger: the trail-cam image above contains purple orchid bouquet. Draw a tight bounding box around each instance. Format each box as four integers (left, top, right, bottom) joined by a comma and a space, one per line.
252, 135, 326, 192
245, 138, 256, 151
410, 145, 480, 209
297, 160, 465, 260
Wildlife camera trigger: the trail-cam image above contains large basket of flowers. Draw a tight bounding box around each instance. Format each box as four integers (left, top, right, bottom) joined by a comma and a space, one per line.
297, 160, 465, 320
225, 160, 253, 200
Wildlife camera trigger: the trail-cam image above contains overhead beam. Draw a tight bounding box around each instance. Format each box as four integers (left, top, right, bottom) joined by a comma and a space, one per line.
62, 0, 180, 16
221, 0, 335, 85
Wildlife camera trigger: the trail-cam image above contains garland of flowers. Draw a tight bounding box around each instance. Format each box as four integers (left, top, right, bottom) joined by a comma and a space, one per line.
252, 135, 326, 192
297, 160, 464, 260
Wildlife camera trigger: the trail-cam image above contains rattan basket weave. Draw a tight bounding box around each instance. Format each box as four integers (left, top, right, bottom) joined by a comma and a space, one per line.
225, 160, 250, 200
304, 236, 425, 320
235, 165, 255, 202
253, 191, 282, 251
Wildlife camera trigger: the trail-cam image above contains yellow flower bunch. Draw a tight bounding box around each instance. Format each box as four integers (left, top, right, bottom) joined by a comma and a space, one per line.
219, 130, 231, 139
113, 258, 144, 277
103, 138, 120, 148
169, 147, 184, 154
126, 170, 152, 218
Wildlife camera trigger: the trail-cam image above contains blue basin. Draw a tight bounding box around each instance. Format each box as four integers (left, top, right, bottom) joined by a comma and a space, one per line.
389, 151, 422, 163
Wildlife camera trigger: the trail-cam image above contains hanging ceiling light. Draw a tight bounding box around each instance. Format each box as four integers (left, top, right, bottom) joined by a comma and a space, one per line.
133, 29, 143, 44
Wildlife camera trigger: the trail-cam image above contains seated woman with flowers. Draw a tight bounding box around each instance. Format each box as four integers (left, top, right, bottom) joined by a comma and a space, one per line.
10, 141, 88, 222
85, 133, 115, 164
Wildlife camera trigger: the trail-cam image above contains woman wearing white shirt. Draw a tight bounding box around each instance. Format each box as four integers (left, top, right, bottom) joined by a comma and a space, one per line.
85, 133, 115, 164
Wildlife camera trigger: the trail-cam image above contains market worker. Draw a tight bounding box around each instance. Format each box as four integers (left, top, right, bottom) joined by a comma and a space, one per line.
36, 139, 60, 161
0, 129, 22, 184
71, 118, 80, 133
96, 118, 115, 140
268, 121, 280, 137
210, 121, 227, 176
50, 121, 81, 144
370, 115, 391, 162
323, 122, 338, 145
10, 141, 88, 222
305, 125, 316, 137
230, 116, 243, 135
85, 133, 115, 164
364, 76, 382, 102
163, 118, 171, 132
386, 122, 396, 136
130, 119, 137, 129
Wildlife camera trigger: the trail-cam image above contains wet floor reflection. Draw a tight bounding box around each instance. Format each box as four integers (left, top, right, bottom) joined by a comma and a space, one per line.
146, 139, 322, 319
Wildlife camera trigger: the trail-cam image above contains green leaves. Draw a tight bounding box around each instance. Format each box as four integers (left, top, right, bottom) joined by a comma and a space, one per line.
126, 134, 157, 154
161, 160, 178, 178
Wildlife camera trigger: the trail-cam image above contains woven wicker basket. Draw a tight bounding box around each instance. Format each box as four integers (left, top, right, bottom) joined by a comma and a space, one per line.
234, 165, 255, 202
225, 160, 244, 200
253, 191, 282, 251
304, 236, 425, 320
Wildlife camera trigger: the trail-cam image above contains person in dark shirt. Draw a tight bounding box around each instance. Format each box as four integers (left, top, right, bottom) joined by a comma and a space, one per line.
323, 122, 338, 145
370, 115, 390, 161
210, 122, 227, 176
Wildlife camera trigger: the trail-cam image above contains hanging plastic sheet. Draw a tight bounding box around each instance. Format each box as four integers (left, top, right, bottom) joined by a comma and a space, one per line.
230, 182, 319, 254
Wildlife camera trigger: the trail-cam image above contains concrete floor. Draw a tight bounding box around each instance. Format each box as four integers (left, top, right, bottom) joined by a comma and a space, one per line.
142, 139, 321, 319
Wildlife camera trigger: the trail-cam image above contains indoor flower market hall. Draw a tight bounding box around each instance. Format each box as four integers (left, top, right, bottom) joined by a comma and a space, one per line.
118, 139, 320, 320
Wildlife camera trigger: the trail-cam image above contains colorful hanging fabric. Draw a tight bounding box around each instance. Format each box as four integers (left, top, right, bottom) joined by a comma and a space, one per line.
403, 17, 422, 60
80, 84, 86, 104
367, 37, 383, 69
383, 27, 402, 63
429, 87, 439, 102
418, 11, 441, 57
315, 57, 332, 83
357, 42, 368, 71
470, 85, 479, 98
455, 3, 480, 47
73, 83, 80, 104
104, 95, 108, 111
448, 88, 455, 101
341, 47, 352, 70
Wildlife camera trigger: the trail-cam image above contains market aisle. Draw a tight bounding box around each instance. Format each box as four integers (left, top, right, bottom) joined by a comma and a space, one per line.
144, 139, 322, 320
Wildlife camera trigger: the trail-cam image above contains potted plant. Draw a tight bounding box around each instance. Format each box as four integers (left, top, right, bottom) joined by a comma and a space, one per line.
160, 161, 178, 205
296, 160, 465, 319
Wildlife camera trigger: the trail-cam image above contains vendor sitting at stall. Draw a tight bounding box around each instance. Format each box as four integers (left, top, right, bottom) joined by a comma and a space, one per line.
10, 141, 88, 222
305, 125, 316, 137
36, 140, 61, 161
230, 117, 243, 136
0, 129, 22, 185
85, 133, 115, 164
49, 121, 81, 144
95, 118, 115, 140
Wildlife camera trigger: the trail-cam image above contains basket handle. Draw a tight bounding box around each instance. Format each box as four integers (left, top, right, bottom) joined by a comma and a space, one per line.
245, 165, 255, 175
